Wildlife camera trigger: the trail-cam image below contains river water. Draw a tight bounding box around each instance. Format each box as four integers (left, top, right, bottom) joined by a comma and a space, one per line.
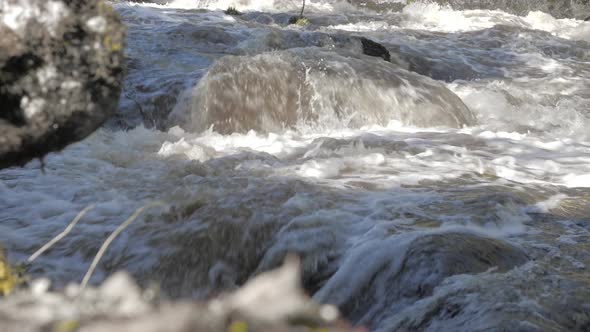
1, 0, 590, 330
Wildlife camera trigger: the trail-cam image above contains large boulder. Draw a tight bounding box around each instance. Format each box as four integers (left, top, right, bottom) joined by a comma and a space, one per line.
172, 48, 476, 134
0, 0, 125, 169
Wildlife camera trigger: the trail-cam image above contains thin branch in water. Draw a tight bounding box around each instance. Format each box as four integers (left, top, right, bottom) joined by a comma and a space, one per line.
80, 201, 165, 290
300, 0, 306, 18
27, 204, 97, 264
126, 92, 156, 128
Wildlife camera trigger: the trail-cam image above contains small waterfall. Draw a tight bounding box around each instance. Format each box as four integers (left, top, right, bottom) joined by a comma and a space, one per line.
173, 48, 475, 133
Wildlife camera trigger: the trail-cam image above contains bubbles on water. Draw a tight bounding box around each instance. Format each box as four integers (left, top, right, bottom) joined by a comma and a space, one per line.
524, 11, 590, 41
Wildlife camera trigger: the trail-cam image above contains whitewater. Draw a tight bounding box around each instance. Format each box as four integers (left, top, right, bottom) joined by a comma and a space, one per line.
1, 0, 589, 330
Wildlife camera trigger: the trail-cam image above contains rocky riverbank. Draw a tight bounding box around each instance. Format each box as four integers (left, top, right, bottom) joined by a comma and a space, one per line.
0, 0, 125, 169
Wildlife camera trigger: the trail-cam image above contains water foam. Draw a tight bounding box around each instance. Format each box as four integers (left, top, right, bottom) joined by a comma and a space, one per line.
2, 2, 590, 330
123, 0, 338, 12
378, 1, 590, 40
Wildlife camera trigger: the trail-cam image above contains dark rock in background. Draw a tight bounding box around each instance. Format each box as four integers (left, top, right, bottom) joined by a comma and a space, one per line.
0, 0, 125, 169
360, 37, 391, 62
314, 232, 528, 328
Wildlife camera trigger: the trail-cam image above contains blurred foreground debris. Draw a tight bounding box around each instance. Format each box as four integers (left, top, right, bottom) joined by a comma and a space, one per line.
0, 257, 363, 332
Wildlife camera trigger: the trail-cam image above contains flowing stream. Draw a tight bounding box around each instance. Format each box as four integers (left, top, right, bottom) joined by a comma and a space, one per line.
1, 0, 590, 330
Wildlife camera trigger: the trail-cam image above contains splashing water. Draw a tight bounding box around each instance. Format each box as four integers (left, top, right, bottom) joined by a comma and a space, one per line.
2, 0, 590, 330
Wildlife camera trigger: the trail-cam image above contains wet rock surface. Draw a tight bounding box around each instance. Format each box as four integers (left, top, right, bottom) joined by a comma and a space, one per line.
383, 262, 590, 332
359, 37, 391, 62
394, 233, 529, 298
115, 18, 405, 130
314, 232, 529, 329
173, 48, 475, 134
0, 0, 125, 169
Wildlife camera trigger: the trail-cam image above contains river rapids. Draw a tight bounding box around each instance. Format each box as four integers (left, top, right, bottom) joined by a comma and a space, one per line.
1, 0, 590, 331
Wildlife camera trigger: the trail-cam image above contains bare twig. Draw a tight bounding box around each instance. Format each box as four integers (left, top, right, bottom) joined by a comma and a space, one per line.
80, 201, 165, 289
300, 0, 306, 18
27, 204, 97, 264
126, 92, 156, 128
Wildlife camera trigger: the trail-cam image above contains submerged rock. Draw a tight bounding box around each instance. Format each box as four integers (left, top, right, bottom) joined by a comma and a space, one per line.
394, 233, 528, 297
382, 262, 590, 332
314, 232, 528, 328
172, 48, 475, 134
0, 0, 125, 169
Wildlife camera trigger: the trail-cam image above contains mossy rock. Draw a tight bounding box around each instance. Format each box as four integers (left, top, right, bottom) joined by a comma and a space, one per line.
0, 247, 17, 296
288, 16, 310, 26
225, 6, 241, 15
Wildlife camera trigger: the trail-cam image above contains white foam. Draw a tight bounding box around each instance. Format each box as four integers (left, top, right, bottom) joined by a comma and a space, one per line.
158, 137, 216, 162
396, 1, 590, 39
125, 0, 336, 12
2, 4, 590, 328
563, 173, 590, 188
401, 1, 494, 32
524, 11, 590, 41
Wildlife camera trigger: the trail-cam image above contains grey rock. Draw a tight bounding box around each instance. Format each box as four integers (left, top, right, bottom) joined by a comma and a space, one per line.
395, 233, 529, 299
315, 232, 528, 329
172, 48, 475, 134
0, 0, 125, 169
381, 262, 590, 332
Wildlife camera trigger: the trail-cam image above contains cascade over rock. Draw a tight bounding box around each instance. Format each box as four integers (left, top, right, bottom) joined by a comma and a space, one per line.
173, 48, 476, 134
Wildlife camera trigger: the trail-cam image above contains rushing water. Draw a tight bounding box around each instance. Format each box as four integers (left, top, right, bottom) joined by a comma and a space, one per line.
2, 0, 590, 330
